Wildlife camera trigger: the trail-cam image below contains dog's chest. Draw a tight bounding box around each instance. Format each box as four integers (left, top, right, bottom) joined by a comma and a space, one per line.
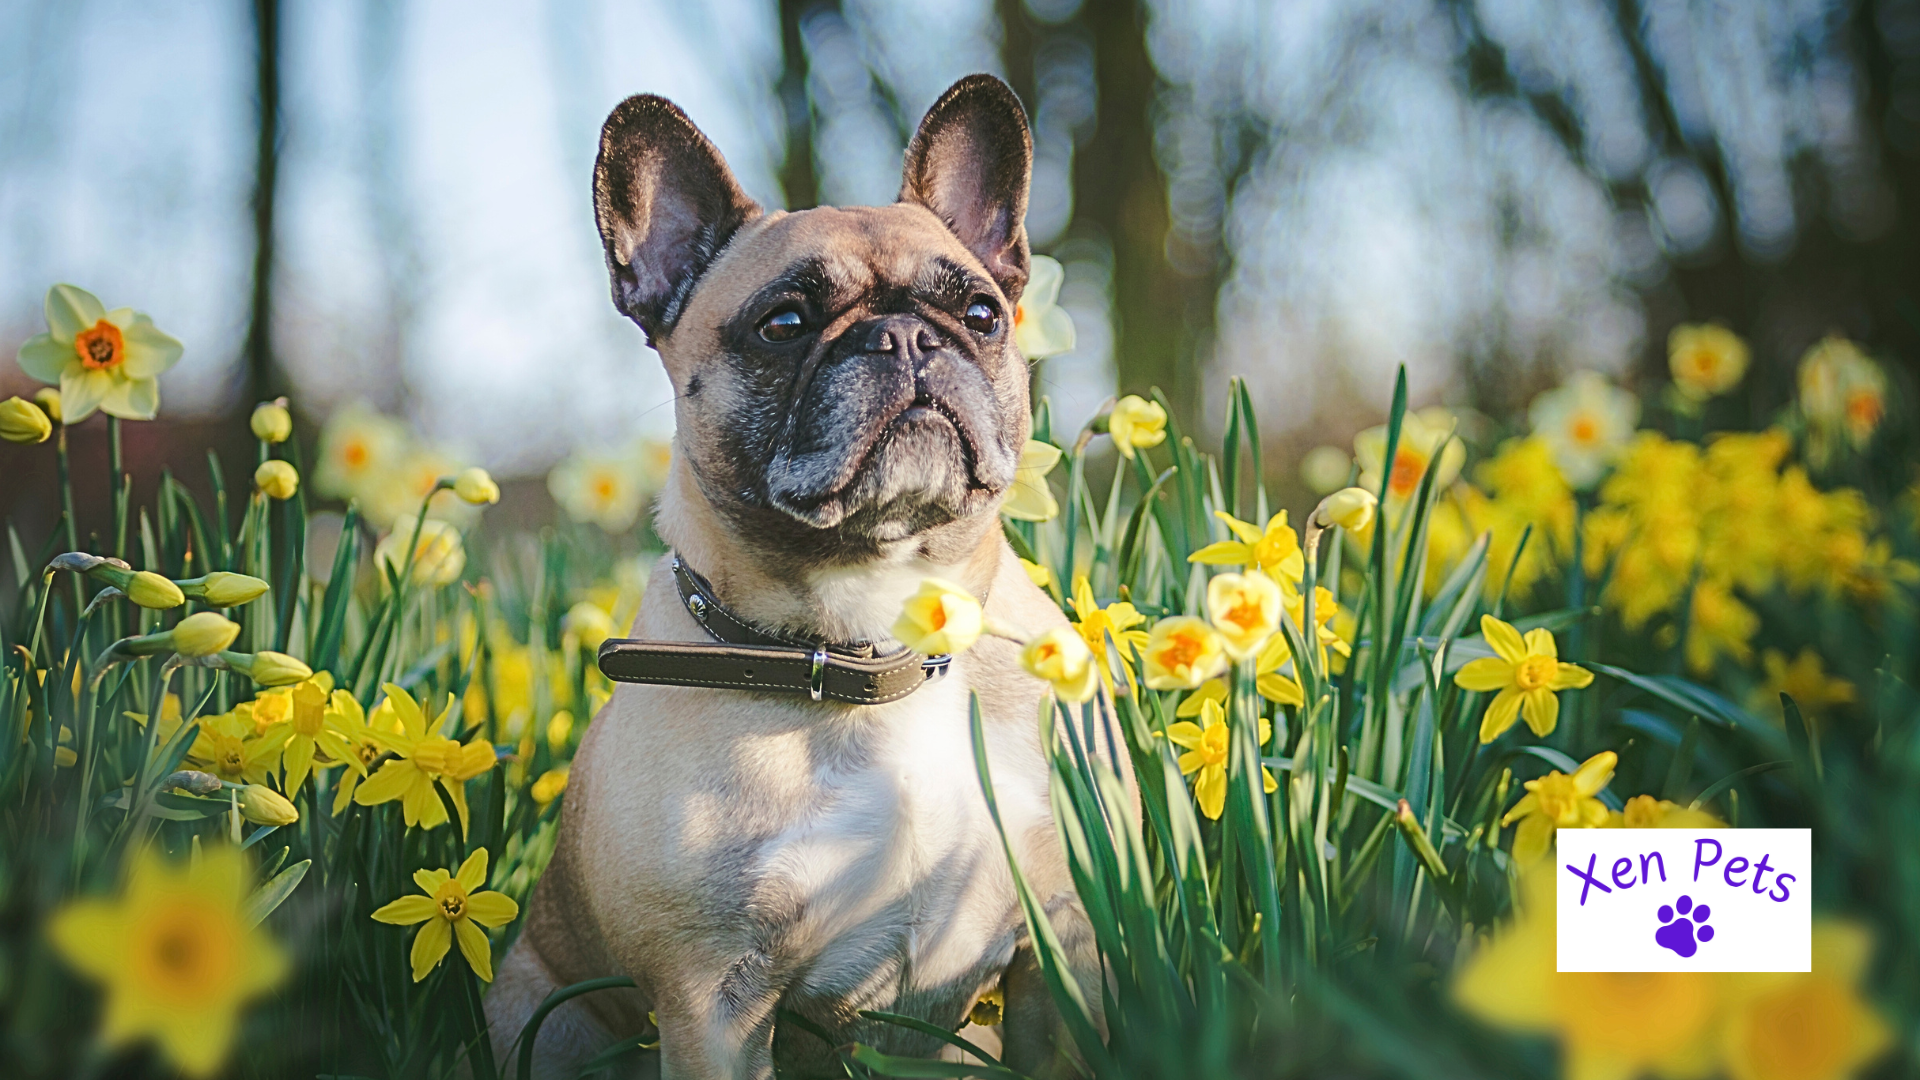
745, 679, 1038, 1012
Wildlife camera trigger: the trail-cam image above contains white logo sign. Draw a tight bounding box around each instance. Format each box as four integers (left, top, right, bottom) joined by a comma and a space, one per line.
1556, 829, 1811, 973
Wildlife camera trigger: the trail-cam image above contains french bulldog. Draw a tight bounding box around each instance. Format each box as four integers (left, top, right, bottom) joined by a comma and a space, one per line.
485, 74, 1121, 1080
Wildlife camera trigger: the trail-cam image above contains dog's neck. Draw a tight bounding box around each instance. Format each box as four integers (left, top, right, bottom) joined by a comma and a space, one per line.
653, 450, 1004, 646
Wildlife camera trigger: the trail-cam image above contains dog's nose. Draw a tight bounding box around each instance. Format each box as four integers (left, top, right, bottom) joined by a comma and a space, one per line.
859, 315, 941, 359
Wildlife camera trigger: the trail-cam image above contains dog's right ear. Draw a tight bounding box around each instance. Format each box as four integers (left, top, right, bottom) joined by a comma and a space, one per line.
593, 95, 762, 343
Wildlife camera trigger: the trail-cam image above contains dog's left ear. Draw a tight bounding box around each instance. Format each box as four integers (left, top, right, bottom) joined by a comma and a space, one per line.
899, 74, 1032, 301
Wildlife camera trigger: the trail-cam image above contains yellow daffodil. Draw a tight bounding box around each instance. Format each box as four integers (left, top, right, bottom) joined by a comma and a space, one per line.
1681, 577, 1759, 675
549, 449, 646, 532
0, 395, 52, 443
893, 578, 983, 655
1019, 558, 1052, 590
1528, 371, 1639, 489
1176, 678, 1229, 718
1354, 407, 1464, 504
1020, 626, 1098, 704
1454, 615, 1593, 743
1013, 255, 1076, 359
1067, 575, 1150, 689
16, 284, 184, 422
546, 711, 573, 752
1163, 698, 1276, 820
375, 518, 467, 587
171, 612, 241, 658
372, 849, 520, 983
1605, 794, 1724, 830
1251, 633, 1306, 706
1204, 571, 1281, 660
453, 467, 500, 505
325, 692, 386, 815
1455, 864, 1722, 1080
531, 767, 570, 806
1001, 439, 1062, 521
564, 601, 616, 650
1189, 510, 1305, 582
1298, 444, 1352, 494
1756, 648, 1855, 727
314, 402, 408, 504
49, 847, 287, 1078
354, 684, 496, 832
1719, 921, 1892, 1080
1500, 750, 1616, 863
186, 709, 282, 786
250, 676, 352, 791
1668, 323, 1749, 400
1141, 616, 1228, 691
1107, 395, 1167, 459
1798, 335, 1886, 456
250, 400, 292, 443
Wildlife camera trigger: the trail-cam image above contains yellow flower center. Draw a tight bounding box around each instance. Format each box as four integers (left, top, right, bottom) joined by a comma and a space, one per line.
209, 735, 246, 779
1196, 722, 1229, 767
135, 899, 239, 1003
435, 882, 470, 922
354, 741, 381, 768
593, 474, 617, 503
1513, 655, 1557, 691
1528, 773, 1583, 825
291, 684, 327, 737
74, 319, 126, 371
252, 694, 291, 734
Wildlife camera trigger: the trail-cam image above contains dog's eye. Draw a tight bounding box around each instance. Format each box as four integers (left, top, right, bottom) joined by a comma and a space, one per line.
963, 299, 1000, 335
759, 308, 806, 343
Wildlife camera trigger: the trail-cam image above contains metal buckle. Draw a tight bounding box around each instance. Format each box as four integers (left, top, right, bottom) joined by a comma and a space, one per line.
922, 654, 952, 681
809, 645, 828, 701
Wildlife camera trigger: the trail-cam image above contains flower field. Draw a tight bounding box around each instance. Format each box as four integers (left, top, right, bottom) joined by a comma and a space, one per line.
1, 280, 1916, 1079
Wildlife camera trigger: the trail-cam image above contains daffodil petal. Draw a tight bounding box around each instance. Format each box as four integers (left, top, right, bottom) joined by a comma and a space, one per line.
1195, 765, 1227, 820
1501, 792, 1539, 826
1257, 673, 1303, 706
1572, 751, 1617, 796
1479, 687, 1523, 743
1522, 628, 1557, 660
353, 759, 419, 806
454, 916, 495, 982
410, 917, 452, 982
371, 895, 437, 925
1213, 511, 1265, 545
1550, 663, 1595, 690
1513, 814, 1555, 864
1164, 720, 1205, 750
1481, 615, 1528, 664
59, 369, 109, 424
46, 284, 105, 340
414, 867, 451, 894
464, 890, 520, 928
16, 332, 69, 383
455, 848, 489, 892
1188, 541, 1252, 565
98, 375, 159, 421
1454, 657, 1515, 692
1520, 688, 1559, 737
118, 317, 183, 378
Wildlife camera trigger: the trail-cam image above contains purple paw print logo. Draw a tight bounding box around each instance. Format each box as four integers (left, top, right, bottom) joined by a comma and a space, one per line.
1654, 895, 1714, 958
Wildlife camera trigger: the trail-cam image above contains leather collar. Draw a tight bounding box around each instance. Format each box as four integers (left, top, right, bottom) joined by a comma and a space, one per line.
596, 553, 951, 705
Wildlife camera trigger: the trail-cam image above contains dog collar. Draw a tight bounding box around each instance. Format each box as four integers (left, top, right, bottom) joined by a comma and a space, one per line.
595, 554, 952, 705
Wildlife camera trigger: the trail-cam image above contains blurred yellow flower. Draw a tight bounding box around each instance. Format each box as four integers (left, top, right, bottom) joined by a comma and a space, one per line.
1141, 616, 1228, 691
1190, 509, 1305, 581
1680, 578, 1759, 675
48, 847, 287, 1078
314, 402, 408, 507
34, 385, 62, 421
1107, 395, 1167, 459
1068, 575, 1150, 689
1798, 335, 1886, 456
1756, 648, 1855, 725
549, 448, 646, 532
0, 395, 52, 443
1020, 626, 1098, 704
1298, 444, 1352, 495
1668, 323, 1749, 400
1163, 698, 1275, 820
546, 710, 573, 753
354, 684, 496, 832
376, 518, 467, 587
371, 849, 519, 983
172, 612, 241, 658
1204, 571, 1282, 660
16, 284, 184, 422
1719, 922, 1892, 1080
249, 400, 292, 443
1528, 371, 1639, 489
1500, 750, 1615, 863
453, 466, 500, 505
1454, 615, 1593, 743
1606, 794, 1724, 830
1002, 439, 1062, 521
531, 766, 570, 806
893, 578, 983, 655
1019, 557, 1052, 590
1354, 407, 1464, 504
564, 601, 617, 650
1014, 255, 1076, 359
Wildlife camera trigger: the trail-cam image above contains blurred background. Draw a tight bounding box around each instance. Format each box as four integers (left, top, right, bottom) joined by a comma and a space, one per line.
3, 0, 1918, 508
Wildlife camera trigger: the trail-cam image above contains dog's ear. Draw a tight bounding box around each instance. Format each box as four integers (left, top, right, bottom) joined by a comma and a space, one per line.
899, 75, 1033, 301
594, 95, 762, 342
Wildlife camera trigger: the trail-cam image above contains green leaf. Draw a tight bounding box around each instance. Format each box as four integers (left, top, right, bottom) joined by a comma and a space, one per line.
242, 858, 310, 928
848, 1045, 1027, 1079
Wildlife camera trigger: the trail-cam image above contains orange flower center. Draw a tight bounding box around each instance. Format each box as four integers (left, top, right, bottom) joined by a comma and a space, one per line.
1388, 447, 1427, 497
1569, 412, 1599, 446
135, 901, 238, 1002
343, 440, 369, 468
1844, 388, 1883, 430
1159, 632, 1203, 672
1222, 597, 1265, 634
73, 319, 126, 371
1514, 655, 1557, 691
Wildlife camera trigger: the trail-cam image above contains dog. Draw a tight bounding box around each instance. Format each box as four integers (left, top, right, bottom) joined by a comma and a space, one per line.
485, 74, 1122, 1080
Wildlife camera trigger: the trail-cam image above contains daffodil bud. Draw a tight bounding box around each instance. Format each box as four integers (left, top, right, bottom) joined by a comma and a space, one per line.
1313, 487, 1378, 534
250, 399, 293, 443
34, 387, 62, 423
255, 459, 299, 500
186, 571, 271, 607
0, 396, 52, 444
125, 571, 186, 610
453, 467, 500, 505
564, 602, 615, 650
170, 612, 241, 658
893, 578, 984, 655
222, 650, 312, 686
237, 784, 299, 826
531, 767, 570, 806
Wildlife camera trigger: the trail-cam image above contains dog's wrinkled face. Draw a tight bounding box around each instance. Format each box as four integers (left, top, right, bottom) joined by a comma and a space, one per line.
593, 76, 1033, 562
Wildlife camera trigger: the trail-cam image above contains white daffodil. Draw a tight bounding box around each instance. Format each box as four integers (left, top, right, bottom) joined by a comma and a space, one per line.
16, 285, 183, 422
549, 449, 646, 532
1527, 370, 1639, 489
1014, 255, 1075, 359
1002, 439, 1062, 521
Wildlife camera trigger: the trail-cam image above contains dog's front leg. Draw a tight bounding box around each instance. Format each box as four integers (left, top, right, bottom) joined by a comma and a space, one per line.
651, 953, 784, 1080
998, 904, 1105, 1079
